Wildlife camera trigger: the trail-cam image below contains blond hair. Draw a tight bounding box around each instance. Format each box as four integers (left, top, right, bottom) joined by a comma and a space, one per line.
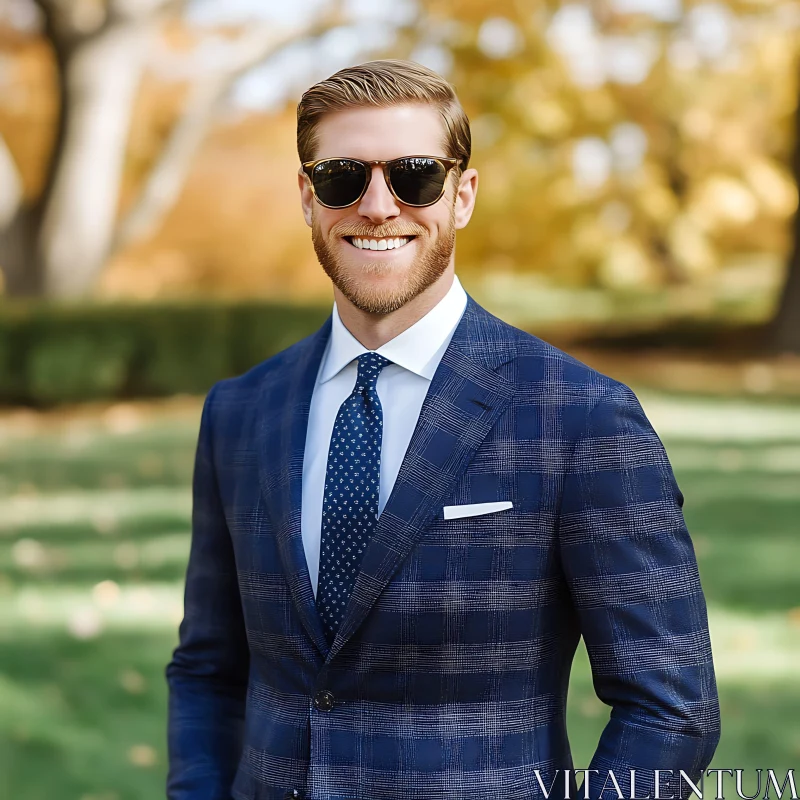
297, 60, 471, 173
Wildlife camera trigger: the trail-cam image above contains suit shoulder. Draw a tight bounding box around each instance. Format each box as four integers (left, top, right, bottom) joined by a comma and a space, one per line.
204, 327, 322, 410
495, 315, 629, 402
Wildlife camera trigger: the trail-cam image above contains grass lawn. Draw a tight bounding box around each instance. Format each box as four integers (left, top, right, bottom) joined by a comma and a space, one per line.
0, 390, 798, 799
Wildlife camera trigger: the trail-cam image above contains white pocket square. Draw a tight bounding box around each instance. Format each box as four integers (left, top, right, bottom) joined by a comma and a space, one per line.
442, 501, 513, 520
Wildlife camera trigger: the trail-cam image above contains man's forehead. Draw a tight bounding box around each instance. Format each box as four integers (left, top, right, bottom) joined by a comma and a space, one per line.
313, 104, 448, 160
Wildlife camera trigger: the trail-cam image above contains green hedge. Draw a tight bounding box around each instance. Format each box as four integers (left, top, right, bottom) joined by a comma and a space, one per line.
0, 299, 331, 406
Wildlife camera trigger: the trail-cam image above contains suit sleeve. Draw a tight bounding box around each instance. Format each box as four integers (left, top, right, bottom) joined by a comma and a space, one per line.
166, 383, 250, 800
557, 383, 720, 800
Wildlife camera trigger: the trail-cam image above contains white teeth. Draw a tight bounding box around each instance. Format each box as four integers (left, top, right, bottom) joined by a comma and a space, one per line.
349, 237, 411, 251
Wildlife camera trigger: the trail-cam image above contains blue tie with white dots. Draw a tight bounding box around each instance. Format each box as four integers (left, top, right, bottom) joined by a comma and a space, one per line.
316, 351, 392, 645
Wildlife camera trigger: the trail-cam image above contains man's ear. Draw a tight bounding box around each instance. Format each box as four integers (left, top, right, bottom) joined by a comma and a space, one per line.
453, 167, 478, 230
298, 169, 314, 228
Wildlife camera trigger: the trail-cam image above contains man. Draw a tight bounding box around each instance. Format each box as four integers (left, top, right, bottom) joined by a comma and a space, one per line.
166, 60, 720, 800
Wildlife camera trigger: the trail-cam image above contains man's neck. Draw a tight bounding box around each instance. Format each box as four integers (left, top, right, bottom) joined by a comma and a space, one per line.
334, 267, 455, 351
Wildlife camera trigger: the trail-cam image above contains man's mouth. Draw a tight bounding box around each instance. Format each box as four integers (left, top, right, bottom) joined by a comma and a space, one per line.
342, 236, 416, 251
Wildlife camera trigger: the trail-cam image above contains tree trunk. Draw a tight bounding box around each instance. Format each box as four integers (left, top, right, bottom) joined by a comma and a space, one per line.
0, 3, 344, 299
35, 19, 152, 298
0, 130, 40, 295
0, 207, 44, 296
768, 56, 800, 353
771, 233, 800, 353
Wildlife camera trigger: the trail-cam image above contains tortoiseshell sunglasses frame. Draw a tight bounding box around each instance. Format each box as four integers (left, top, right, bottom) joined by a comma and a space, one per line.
301, 155, 462, 209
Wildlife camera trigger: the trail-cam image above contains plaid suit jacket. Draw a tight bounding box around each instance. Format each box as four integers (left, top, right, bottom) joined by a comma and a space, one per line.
166, 295, 720, 800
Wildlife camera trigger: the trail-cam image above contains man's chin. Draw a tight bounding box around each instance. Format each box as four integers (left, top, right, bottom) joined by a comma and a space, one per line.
332, 270, 417, 315
338, 258, 413, 282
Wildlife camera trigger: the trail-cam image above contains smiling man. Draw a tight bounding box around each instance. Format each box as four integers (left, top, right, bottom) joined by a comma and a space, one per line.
166, 60, 720, 800
301, 91, 474, 342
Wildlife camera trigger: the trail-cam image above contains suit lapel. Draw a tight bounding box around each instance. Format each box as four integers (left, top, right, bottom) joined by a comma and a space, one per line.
327, 296, 517, 662
257, 295, 518, 662
257, 315, 332, 657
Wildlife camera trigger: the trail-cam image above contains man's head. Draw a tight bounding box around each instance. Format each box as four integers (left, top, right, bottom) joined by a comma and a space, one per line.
297, 60, 478, 316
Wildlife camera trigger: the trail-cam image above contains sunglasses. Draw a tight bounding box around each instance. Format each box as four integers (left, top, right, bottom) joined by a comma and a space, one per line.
301, 155, 461, 209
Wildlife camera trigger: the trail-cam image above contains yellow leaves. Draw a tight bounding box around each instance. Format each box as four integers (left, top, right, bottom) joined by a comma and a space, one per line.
667, 214, 719, 276
3, 0, 794, 301
598, 200, 632, 234
521, 98, 572, 138
715, 120, 751, 161
549, 176, 582, 209
477, 17, 524, 60
574, 218, 665, 291
754, 28, 797, 74
743, 156, 798, 218
471, 113, 505, 149
692, 175, 759, 227
474, 156, 513, 205
487, 220, 522, 250
581, 89, 617, 124
572, 216, 608, 260
598, 238, 660, 289
680, 107, 715, 141
638, 183, 679, 224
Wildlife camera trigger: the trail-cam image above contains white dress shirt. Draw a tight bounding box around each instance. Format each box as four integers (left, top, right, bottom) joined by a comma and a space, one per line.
301, 274, 468, 597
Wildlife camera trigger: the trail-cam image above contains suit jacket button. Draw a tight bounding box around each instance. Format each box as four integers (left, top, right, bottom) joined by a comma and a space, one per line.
314, 690, 335, 711
283, 791, 302, 800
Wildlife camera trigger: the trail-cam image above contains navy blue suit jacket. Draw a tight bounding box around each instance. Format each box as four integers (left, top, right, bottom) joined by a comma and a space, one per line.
166, 295, 720, 800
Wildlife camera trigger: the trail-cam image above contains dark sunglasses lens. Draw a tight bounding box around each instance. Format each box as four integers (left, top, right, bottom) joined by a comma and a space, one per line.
312, 159, 368, 207
389, 157, 448, 205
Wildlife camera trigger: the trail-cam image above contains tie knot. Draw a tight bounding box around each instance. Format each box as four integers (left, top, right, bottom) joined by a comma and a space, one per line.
354, 351, 391, 394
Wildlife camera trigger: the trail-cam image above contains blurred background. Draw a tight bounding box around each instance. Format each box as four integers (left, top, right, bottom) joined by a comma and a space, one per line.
0, 0, 798, 797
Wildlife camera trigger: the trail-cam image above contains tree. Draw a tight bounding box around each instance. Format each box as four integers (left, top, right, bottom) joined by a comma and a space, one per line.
770, 57, 800, 353
414, 0, 799, 331
0, 0, 342, 298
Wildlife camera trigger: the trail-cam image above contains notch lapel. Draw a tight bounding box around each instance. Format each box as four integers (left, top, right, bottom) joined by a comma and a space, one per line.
256, 315, 332, 657
327, 296, 517, 662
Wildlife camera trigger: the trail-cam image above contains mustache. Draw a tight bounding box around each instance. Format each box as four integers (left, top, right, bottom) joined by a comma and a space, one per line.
330, 221, 427, 239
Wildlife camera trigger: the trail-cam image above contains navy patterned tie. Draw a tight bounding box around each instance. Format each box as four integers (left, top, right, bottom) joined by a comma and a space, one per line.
316, 351, 391, 645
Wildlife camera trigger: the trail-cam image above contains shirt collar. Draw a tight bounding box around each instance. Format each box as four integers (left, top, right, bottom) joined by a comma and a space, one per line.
319, 274, 468, 384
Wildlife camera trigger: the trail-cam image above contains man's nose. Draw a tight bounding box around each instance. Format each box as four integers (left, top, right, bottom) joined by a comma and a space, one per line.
356, 165, 400, 224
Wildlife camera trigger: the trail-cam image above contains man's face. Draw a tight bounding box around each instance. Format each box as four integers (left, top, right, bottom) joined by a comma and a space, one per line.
298, 104, 478, 315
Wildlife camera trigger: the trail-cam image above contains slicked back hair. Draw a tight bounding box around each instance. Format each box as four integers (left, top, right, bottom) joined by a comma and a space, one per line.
297, 60, 471, 176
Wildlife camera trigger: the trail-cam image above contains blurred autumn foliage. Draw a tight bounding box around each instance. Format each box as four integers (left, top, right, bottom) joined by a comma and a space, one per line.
0, 0, 798, 344
440, 1, 798, 285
